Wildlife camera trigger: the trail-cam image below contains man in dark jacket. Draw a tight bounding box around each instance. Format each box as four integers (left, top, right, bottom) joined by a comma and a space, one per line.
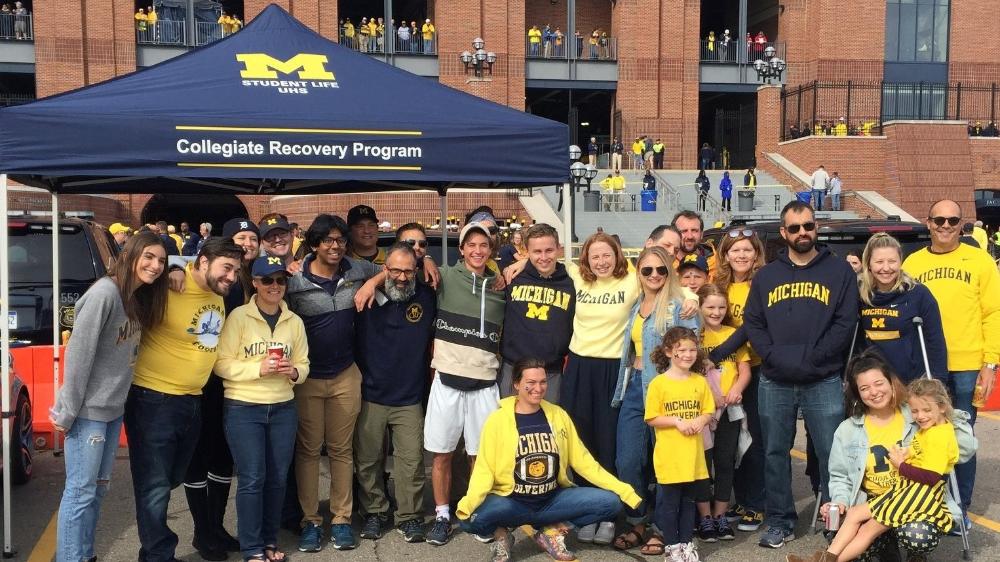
742, 201, 858, 549
499, 223, 575, 402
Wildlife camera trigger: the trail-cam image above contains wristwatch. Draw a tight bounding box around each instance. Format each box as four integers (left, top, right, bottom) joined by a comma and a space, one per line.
986, 363, 998, 372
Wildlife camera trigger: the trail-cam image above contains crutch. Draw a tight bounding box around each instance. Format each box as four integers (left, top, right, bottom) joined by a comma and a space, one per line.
913, 316, 972, 560
812, 322, 860, 534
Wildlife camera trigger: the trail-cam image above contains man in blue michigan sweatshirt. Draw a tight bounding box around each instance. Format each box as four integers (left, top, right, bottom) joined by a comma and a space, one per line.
742, 201, 859, 549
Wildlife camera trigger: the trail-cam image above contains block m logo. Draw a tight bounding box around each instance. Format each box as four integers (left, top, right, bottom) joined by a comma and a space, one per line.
525, 303, 550, 321
871, 317, 886, 329
237, 53, 335, 80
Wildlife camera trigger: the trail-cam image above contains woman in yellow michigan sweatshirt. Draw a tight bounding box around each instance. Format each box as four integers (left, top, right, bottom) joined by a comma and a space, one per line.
457, 358, 641, 561
215, 256, 310, 562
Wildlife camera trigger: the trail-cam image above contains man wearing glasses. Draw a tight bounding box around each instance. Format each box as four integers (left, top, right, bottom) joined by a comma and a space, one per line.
742, 200, 858, 549
354, 242, 437, 544
903, 199, 1000, 529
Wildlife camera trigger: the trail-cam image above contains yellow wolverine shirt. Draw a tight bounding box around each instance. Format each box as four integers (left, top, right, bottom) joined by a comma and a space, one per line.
133, 264, 225, 395
903, 244, 1000, 370
701, 325, 750, 395
645, 374, 715, 484
726, 281, 761, 366
863, 412, 904, 496
567, 262, 640, 358
908, 422, 958, 475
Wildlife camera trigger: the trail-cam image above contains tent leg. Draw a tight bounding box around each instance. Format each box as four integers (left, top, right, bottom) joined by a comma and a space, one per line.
562, 182, 572, 259
1, 173, 15, 557
51, 192, 62, 456
440, 193, 447, 264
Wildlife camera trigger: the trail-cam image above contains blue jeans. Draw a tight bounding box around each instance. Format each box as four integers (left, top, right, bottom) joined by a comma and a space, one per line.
831, 193, 841, 210
615, 370, 655, 524
423, 39, 432, 53
733, 369, 765, 512
812, 189, 825, 210
949, 370, 978, 510
57, 417, 123, 562
224, 399, 298, 559
459, 487, 622, 536
529, 43, 539, 56
758, 375, 843, 531
124, 386, 202, 562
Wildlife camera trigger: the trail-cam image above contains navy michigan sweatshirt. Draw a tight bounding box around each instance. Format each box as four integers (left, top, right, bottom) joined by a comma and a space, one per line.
501, 261, 576, 372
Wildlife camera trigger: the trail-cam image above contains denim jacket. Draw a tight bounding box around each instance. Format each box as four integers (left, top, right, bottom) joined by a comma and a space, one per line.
828, 405, 977, 521
611, 297, 700, 408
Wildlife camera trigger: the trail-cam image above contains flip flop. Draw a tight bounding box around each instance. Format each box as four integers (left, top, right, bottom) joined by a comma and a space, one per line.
640, 535, 666, 556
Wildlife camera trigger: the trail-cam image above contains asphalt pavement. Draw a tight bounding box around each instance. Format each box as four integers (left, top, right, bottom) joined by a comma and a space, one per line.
6, 418, 1000, 561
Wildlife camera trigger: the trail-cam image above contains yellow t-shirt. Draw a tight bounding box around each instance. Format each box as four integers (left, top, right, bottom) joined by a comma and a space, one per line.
133, 264, 225, 395
528, 28, 541, 44
567, 263, 640, 358
701, 325, 750, 395
908, 422, 958, 476
863, 411, 905, 496
349, 246, 386, 265
644, 373, 715, 484
630, 313, 646, 362
422, 23, 435, 40
147, 10, 157, 25
726, 281, 761, 366
903, 244, 1000, 370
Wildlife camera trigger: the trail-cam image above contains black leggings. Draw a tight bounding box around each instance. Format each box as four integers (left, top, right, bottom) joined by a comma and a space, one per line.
656, 480, 707, 544
710, 411, 740, 503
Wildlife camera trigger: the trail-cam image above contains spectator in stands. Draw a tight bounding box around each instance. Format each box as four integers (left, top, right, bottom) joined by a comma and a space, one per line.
653, 139, 665, 169
968, 121, 982, 136
358, 17, 370, 52
720, 29, 732, 61
705, 30, 716, 60
542, 24, 554, 58
410, 21, 419, 52
985, 121, 999, 137
575, 29, 584, 58
135, 8, 147, 36
632, 137, 644, 170
554, 27, 564, 57
829, 172, 842, 211
643, 136, 655, 170
754, 31, 767, 57
588, 136, 599, 167
0, 5, 11, 40
696, 170, 711, 212
810, 165, 830, 211
376, 17, 385, 52
396, 20, 410, 51
720, 146, 730, 169
146, 6, 157, 40
343, 18, 356, 48
834, 117, 848, 137
700, 142, 715, 170
600, 31, 610, 58
719, 170, 733, 211
589, 28, 600, 59
611, 137, 624, 173
422, 19, 435, 54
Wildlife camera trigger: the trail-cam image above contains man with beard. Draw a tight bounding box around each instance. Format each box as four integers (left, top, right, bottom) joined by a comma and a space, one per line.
125, 238, 243, 562
742, 201, 858, 549
354, 243, 437, 543
671, 210, 718, 278
259, 213, 302, 274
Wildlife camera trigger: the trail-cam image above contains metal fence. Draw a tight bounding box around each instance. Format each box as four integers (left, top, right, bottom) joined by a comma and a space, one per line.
0, 11, 31, 40
195, 21, 236, 46
339, 31, 437, 55
0, 93, 33, 107
136, 20, 186, 45
781, 81, 1000, 140
700, 40, 784, 64
526, 34, 616, 61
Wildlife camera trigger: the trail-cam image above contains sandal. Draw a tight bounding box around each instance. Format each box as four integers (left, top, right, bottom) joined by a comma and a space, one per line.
639, 535, 666, 556
612, 528, 644, 550
264, 545, 288, 562
247, 555, 265, 562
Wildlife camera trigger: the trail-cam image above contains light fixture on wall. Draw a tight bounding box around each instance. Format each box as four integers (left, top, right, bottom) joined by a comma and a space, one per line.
459, 37, 496, 78
753, 45, 785, 84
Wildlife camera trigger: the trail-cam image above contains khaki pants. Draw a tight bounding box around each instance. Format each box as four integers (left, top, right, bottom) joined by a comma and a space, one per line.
295, 364, 362, 526
353, 402, 426, 522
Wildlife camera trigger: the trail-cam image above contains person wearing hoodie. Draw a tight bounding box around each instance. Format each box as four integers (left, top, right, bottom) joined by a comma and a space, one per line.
719, 171, 734, 211
423, 221, 506, 547
857, 233, 947, 384
742, 200, 859, 549
457, 358, 641, 562
499, 223, 575, 402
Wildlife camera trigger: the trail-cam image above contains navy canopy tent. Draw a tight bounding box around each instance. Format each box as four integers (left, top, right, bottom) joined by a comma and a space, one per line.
0, 5, 570, 555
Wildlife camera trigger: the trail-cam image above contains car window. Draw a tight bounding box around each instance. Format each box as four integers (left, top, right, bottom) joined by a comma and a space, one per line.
8, 224, 99, 283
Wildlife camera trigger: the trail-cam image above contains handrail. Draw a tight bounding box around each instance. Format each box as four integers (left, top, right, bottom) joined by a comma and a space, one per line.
0, 11, 31, 41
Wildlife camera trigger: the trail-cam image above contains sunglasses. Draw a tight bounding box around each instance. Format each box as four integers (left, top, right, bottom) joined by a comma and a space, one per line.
929, 216, 961, 227
258, 276, 287, 286
403, 238, 428, 249
784, 222, 816, 234
487, 226, 499, 235
727, 228, 754, 238
640, 265, 670, 277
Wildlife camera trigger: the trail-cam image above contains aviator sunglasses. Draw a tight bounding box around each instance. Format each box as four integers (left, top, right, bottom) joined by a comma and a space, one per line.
258, 276, 287, 286
403, 238, 429, 248
783, 222, 816, 234
640, 265, 670, 277
929, 216, 960, 227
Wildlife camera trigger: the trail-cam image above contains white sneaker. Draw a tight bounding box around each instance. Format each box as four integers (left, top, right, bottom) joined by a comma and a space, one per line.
682, 541, 700, 561
667, 543, 685, 562
593, 521, 616, 545
576, 523, 597, 543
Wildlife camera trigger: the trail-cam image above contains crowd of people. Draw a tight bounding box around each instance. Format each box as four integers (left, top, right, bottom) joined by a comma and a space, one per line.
967, 121, 1000, 137
0, 2, 30, 40
526, 25, 613, 59
339, 17, 436, 55
787, 118, 881, 140
134, 7, 242, 42
49, 195, 997, 562
702, 30, 771, 62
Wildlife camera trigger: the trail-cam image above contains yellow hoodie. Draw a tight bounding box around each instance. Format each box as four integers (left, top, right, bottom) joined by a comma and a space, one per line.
903, 243, 1000, 370
456, 397, 641, 520
214, 296, 310, 404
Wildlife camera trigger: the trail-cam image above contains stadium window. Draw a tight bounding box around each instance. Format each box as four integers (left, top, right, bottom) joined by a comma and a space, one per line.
884, 0, 949, 63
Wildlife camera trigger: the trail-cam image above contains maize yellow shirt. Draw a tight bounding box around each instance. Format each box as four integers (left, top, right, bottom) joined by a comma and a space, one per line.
133, 263, 225, 395
645, 373, 715, 484
701, 325, 750, 394
726, 280, 761, 366
528, 28, 541, 43
422, 23, 435, 40
903, 244, 1000, 370
567, 263, 640, 358
908, 422, 958, 475
863, 411, 904, 496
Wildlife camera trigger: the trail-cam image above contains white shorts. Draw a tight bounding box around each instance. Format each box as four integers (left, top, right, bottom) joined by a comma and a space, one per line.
423, 373, 500, 456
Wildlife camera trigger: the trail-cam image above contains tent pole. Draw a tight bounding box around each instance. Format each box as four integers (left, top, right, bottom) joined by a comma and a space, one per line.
1, 173, 14, 557
51, 192, 62, 456
562, 182, 572, 260
440, 192, 447, 264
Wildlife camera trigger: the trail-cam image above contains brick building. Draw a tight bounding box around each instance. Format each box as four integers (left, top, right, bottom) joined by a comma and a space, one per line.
3, 0, 1000, 225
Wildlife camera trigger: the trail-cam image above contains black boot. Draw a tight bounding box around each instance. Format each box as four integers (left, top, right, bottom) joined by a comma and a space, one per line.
207, 478, 241, 553
185, 484, 227, 561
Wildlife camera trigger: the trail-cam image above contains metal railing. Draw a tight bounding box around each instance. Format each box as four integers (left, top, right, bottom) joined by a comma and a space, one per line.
339, 30, 437, 55
525, 34, 617, 61
525, 33, 568, 59
0, 11, 31, 41
0, 93, 33, 107
195, 21, 238, 46
781, 81, 1000, 140
136, 20, 186, 45
700, 39, 784, 64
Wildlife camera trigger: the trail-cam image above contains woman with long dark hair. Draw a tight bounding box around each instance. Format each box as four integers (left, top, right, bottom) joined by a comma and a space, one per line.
52, 231, 169, 562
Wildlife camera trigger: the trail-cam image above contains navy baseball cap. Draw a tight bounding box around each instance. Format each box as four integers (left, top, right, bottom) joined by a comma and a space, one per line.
348, 204, 379, 226
222, 218, 259, 239
251, 256, 289, 277
677, 253, 709, 274
258, 215, 291, 239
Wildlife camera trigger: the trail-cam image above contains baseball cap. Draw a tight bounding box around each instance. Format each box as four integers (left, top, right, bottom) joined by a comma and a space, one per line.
677, 253, 709, 274
460, 222, 492, 246
251, 256, 289, 277
109, 223, 131, 235
468, 210, 496, 225
348, 205, 379, 227
258, 215, 291, 239
222, 217, 260, 239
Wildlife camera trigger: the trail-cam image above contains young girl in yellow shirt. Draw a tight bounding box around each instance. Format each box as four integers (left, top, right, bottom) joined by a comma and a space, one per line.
645, 327, 715, 562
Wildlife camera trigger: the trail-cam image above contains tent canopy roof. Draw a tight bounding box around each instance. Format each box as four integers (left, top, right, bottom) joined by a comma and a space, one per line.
0, 4, 568, 195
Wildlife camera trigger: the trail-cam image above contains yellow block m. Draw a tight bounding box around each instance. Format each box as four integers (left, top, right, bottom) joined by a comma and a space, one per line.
237, 53, 335, 80
526, 303, 550, 320
871, 317, 886, 329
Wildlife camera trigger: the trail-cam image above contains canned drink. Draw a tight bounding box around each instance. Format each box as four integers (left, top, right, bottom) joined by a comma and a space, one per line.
267, 343, 285, 360
971, 384, 986, 409
825, 506, 841, 531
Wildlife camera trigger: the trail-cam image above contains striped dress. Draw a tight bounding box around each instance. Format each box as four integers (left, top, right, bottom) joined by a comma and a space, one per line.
868, 422, 958, 533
